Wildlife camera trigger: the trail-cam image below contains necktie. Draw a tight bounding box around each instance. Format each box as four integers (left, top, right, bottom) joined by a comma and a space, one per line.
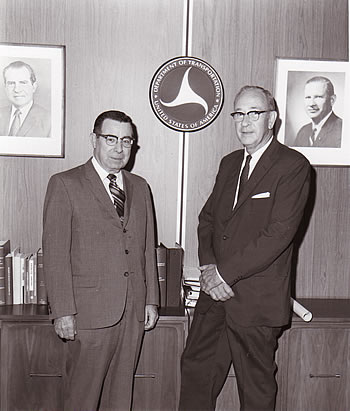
107, 174, 125, 221
310, 128, 317, 145
237, 155, 252, 200
9, 109, 21, 136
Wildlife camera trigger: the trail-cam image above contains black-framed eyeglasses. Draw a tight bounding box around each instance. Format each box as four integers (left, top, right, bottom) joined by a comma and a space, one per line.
96, 134, 134, 148
230, 110, 270, 122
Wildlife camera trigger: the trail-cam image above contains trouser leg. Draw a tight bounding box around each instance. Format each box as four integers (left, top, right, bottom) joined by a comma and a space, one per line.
179, 302, 232, 411
226, 318, 281, 411
99, 290, 144, 411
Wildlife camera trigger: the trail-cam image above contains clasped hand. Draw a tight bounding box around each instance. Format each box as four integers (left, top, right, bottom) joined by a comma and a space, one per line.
199, 264, 234, 302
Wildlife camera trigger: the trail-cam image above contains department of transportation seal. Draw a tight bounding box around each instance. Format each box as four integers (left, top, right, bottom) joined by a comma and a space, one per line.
149, 57, 224, 132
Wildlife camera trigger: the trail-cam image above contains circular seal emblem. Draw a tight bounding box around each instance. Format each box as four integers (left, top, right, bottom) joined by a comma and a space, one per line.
149, 57, 224, 132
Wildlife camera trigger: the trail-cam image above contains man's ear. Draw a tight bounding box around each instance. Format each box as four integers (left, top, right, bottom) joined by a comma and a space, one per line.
90, 132, 97, 149
268, 110, 277, 130
32, 81, 38, 93
330, 94, 337, 106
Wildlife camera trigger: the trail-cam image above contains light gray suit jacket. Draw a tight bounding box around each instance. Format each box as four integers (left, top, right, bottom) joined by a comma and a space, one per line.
42, 158, 159, 329
0, 103, 51, 137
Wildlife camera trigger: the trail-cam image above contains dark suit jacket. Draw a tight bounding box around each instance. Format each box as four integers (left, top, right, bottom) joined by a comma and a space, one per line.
293, 112, 342, 148
0, 103, 51, 137
197, 138, 310, 327
42, 158, 159, 329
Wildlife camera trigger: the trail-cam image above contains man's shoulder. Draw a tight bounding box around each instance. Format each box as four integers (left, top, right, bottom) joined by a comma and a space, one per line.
275, 139, 311, 169
220, 148, 244, 165
30, 103, 50, 114
50, 161, 90, 182
123, 169, 148, 186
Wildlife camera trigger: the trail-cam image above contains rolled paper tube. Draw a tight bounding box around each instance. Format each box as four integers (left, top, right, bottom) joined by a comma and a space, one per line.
291, 298, 313, 322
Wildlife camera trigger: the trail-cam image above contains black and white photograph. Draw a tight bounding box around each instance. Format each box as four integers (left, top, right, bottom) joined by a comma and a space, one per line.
0, 2, 349, 411
0, 43, 64, 157
275, 58, 350, 165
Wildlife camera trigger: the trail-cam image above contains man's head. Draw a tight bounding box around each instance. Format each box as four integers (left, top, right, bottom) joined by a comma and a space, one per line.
231, 86, 277, 154
91, 110, 134, 173
303, 76, 336, 124
3, 61, 37, 108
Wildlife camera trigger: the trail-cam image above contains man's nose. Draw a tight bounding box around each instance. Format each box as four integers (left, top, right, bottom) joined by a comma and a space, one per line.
241, 114, 251, 126
13, 82, 21, 92
114, 140, 124, 152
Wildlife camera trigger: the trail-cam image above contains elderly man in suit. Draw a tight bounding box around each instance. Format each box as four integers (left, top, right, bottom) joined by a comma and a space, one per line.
293, 76, 342, 148
0, 60, 50, 137
179, 86, 311, 411
43, 110, 159, 411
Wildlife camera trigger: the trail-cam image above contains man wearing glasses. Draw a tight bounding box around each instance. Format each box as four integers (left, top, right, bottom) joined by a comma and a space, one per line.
180, 86, 311, 411
43, 110, 159, 411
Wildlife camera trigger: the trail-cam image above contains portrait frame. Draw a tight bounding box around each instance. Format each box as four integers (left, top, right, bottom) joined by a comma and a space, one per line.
274, 58, 350, 166
0, 42, 65, 157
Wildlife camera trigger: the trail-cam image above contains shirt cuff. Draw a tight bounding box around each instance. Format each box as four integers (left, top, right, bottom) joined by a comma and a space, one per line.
215, 266, 228, 285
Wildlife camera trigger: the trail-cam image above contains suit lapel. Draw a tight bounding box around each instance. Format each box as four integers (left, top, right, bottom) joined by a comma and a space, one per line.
18, 105, 38, 136
219, 151, 243, 222
83, 159, 123, 226
232, 138, 280, 216
121, 170, 133, 227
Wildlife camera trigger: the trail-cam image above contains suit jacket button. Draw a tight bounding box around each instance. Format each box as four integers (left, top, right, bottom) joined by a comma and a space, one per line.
125, 249, 129, 254
223, 235, 228, 240
124, 271, 129, 277
123, 228, 127, 233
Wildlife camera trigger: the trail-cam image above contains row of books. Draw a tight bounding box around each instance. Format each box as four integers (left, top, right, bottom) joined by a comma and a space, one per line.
156, 243, 184, 309
0, 240, 48, 305
183, 277, 200, 308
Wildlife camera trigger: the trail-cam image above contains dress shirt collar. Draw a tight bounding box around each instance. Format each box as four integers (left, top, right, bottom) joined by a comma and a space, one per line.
10, 101, 33, 126
91, 156, 124, 190
311, 110, 332, 134
244, 135, 273, 177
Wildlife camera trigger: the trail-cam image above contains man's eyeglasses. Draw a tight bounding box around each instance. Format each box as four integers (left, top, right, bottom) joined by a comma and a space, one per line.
96, 134, 134, 148
230, 110, 270, 122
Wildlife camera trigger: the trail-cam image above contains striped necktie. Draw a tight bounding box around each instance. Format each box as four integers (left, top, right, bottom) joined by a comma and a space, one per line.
107, 174, 125, 222
9, 109, 21, 136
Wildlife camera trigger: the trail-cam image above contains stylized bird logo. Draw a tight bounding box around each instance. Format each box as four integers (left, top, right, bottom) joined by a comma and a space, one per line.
160, 67, 209, 115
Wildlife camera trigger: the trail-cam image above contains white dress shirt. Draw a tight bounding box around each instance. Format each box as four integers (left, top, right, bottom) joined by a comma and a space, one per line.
8, 101, 33, 134
91, 157, 124, 204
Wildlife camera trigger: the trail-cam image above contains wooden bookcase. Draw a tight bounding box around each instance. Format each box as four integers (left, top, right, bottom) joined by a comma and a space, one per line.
217, 299, 350, 411
0, 305, 188, 411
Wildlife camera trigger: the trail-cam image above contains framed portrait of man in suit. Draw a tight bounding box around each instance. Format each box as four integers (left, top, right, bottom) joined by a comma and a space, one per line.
274, 58, 350, 166
0, 43, 65, 157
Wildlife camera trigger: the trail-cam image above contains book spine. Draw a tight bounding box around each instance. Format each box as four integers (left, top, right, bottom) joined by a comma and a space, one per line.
0, 258, 5, 305
166, 247, 184, 308
12, 253, 22, 304
0, 241, 10, 305
37, 250, 48, 305
156, 245, 167, 308
4, 253, 13, 304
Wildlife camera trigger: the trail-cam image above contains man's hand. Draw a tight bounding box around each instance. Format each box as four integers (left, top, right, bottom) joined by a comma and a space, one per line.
144, 304, 159, 331
54, 315, 77, 340
199, 264, 234, 302
209, 282, 234, 301
199, 264, 223, 293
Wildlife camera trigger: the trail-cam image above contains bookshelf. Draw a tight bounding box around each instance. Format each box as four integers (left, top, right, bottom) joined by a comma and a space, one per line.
0, 305, 187, 411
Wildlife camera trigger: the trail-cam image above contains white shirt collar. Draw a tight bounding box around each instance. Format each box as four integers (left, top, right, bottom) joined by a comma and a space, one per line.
10, 101, 33, 125
244, 136, 273, 177
311, 110, 332, 132
91, 156, 124, 189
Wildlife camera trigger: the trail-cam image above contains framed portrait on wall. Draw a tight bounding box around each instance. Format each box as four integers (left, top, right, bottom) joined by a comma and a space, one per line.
274, 58, 350, 166
0, 43, 65, 157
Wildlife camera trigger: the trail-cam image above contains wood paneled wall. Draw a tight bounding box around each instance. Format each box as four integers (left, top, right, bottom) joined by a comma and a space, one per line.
183, 0, 349, 297
0, 0, 349, 298
0, 0, 183, 251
